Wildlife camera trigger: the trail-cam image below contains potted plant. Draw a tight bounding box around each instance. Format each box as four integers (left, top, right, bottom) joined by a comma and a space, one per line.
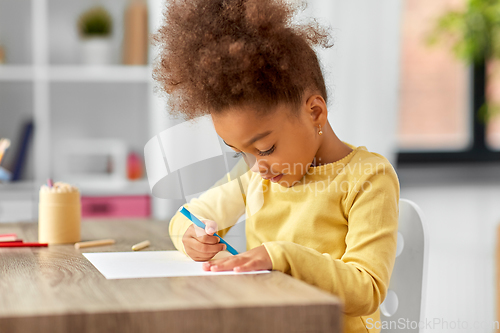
78, 6, 113, 65
426, 0, 500, 150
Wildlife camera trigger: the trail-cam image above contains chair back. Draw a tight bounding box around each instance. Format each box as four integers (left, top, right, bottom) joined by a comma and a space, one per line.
380, 198, 428, 332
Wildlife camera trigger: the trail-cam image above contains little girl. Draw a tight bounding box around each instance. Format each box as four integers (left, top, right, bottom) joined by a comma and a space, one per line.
153, 1, 399, 332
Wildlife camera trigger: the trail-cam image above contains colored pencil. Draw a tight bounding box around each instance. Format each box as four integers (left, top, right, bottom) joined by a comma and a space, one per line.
74, 239, 115, 249
132, 240, 150, 251
178, 206, 239, 255
0, 242, 48, 247
0, 234, 17, 242
0, 138, 11, 166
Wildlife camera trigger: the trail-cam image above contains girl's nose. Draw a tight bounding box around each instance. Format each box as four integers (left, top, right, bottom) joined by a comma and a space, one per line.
245, 154, 267, 174
250, 161, 260, 173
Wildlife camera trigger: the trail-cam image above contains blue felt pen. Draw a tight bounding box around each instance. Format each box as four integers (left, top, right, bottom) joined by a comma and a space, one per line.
179, 206, 239, 255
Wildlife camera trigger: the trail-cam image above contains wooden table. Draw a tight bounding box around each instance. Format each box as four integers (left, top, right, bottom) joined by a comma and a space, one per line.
0, 219, 342, 333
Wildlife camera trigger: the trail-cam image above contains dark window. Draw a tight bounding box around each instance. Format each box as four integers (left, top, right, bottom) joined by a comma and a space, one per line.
397, 0, 500, 164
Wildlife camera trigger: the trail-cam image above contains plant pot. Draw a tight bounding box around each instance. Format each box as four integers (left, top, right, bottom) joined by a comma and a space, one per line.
81, 37, 112, 65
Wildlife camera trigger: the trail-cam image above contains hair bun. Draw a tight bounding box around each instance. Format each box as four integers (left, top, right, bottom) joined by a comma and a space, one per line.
153, 0, 332, 120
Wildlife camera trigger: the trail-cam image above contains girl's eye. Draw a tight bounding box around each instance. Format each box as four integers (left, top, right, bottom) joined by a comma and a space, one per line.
232, 152, 244, 158
258, 145, 275, 157
232, 145, 275, 158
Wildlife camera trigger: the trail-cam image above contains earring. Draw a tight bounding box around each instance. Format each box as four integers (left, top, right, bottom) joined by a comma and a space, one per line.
318, 124, 323, 136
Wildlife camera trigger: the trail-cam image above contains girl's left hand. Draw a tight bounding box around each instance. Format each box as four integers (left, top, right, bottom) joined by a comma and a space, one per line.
202, 245, 272, 272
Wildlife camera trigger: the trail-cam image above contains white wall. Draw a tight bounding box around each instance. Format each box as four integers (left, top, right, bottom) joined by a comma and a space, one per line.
304, 0, 403, 165
0, 0, 32, 64
399, 166, 499, 333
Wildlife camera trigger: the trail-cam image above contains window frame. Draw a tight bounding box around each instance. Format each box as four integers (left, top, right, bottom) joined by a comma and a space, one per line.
397, 61, 500, 165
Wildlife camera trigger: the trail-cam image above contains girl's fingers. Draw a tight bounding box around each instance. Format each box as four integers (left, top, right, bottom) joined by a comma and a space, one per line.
193, 223, 207, 237
208, 256, 244, 272
201, 219, 218, 235
188, 239, 226, 254
187, 225, 220, 245
233, 260, 264, 272
203, 256, 229, 269
201, 245, 272, 272
196, 234, 220, 245
186, 244, 221, 261
193, 219, 218, 237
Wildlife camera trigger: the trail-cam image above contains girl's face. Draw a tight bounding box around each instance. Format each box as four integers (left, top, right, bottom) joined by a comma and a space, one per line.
211, 99, 323, 187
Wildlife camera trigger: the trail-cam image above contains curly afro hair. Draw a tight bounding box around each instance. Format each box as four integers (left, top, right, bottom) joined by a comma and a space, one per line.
152, 0, 333, 120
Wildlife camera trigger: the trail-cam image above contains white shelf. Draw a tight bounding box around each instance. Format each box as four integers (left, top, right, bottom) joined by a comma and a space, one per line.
49, 65, 153, 82
0, 180, 36, 191
0, 66, 34, 81
0, 179, 151, 197
0, 65, 152, 82
74, 178, 151, 196
0, 0, 172, 220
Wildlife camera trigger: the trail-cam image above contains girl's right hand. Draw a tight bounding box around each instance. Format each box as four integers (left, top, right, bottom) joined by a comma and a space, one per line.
182, 219, 227, 261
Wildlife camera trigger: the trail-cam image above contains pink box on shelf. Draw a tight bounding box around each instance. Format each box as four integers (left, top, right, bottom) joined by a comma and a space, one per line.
81, 195, 150, 218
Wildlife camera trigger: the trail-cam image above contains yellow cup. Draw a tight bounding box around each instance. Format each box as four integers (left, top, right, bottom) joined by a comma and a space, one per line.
38, 187, 81, 244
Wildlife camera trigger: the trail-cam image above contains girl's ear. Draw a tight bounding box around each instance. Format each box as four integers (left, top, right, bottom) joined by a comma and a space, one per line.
305, 94, 328, 125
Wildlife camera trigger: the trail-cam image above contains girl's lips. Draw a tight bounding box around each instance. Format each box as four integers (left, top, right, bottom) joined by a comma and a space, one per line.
270, 174, 283, 183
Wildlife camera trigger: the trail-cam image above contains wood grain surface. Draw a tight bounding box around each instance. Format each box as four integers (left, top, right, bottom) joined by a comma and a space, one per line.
0, 219, 342, 333
497, 223, 500, 333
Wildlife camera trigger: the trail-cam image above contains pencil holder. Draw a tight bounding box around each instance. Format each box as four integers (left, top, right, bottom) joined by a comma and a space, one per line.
38, 182, 81, 244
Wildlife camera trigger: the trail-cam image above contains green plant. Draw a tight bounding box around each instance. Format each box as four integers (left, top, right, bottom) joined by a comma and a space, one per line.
78, 6, 113, 37
426, 0, 500, 122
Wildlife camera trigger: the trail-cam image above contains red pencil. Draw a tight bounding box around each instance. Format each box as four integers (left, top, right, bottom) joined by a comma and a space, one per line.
0, 236, 17, 242
0, 242, 48, 247
0, 240, 22, 243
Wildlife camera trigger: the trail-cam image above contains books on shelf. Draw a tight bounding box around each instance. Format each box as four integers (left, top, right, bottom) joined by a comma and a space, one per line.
81, 195, 150, 218
11, 120, 34, 181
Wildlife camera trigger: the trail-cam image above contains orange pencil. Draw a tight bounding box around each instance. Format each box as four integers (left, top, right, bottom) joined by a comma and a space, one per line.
0, 138, 11, 166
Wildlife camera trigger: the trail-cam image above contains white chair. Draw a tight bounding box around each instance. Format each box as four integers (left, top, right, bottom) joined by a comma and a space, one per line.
380, 199, 428, 332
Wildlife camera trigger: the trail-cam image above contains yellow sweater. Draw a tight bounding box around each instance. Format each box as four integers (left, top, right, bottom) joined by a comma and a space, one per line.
168, 142, 400, 333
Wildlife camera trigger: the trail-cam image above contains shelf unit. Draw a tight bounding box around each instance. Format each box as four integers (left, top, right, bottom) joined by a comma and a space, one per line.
0, 66, 34, 81
0, 0, 171, 222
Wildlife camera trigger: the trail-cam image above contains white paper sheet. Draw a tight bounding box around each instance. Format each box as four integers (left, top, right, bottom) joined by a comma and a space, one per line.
83, 251, 270, 279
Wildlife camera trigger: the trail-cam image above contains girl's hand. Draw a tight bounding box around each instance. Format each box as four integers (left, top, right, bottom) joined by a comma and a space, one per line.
182, 219, 226, 261
201, 245, 272, 272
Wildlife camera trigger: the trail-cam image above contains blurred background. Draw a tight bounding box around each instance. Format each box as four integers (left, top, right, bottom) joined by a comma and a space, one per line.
0, 0, 499, 332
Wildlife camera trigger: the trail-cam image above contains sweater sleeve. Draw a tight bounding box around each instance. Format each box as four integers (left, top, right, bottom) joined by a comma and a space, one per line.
262, 164, 400, 317
169, 158, 252, 255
